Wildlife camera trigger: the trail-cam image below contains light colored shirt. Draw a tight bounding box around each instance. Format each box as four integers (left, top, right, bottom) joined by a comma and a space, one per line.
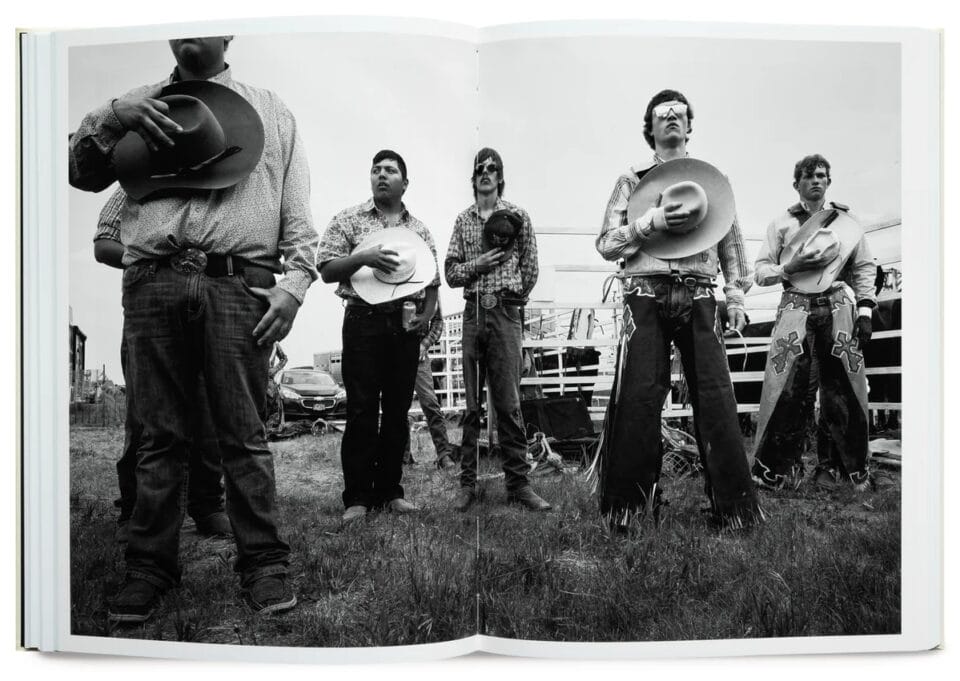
754, 201, 877, 306
68, 66, 318, 303
595, 156, 753, 310
317, 198, 441, 302
444, 198, 539, 300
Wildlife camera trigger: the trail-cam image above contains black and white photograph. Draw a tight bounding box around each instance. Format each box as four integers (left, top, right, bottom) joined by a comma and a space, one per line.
16, 10, 942, 664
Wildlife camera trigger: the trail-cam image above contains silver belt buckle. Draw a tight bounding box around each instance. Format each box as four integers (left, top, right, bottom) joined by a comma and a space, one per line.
480, 293, 498, 310
170, 248, 208, 274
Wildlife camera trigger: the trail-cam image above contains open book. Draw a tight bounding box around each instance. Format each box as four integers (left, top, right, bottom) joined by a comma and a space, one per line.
19, 16, 942, 662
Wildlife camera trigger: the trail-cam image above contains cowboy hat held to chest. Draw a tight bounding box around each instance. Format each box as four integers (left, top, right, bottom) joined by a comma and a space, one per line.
113, 80, 265, 201
350, 227, 437, 305
626, 158, 736, 260
781, 208, 864, 293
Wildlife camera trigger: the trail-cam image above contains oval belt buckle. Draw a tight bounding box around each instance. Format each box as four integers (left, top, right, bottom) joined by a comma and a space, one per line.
170, 248, 208, 275
480, 293, 498, 310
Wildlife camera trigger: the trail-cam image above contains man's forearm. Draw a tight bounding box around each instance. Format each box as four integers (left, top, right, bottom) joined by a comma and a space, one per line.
319, 253, 366, 284
93, 239, 126, 269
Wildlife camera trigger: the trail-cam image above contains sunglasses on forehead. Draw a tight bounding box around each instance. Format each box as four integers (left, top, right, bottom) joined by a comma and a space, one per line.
475, 163, 499, 175
653, 102, 688, 119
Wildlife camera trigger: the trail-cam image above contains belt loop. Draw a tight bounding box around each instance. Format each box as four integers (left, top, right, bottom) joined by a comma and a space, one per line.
226, 255, 234, 276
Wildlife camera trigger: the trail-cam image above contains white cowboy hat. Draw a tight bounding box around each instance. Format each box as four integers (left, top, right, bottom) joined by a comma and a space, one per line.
781, 209, 864, 293
350, 227, 437, 305
626, 158, 737, 259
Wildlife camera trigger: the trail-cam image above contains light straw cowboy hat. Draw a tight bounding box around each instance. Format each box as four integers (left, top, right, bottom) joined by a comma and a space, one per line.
113, 80, 265, 201
350, 227, 437, 305
780, 208, 864, 293
626, 158, 737, 259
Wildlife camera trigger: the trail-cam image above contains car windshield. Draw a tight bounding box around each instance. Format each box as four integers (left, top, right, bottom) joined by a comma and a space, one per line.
281, 371, 337, 387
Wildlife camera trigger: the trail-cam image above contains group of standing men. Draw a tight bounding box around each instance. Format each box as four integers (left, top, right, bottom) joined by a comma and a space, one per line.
68, 36, 878, 624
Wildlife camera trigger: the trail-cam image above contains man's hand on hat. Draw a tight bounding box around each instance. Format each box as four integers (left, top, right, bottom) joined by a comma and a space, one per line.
357, 245, 401, 274
249, 286, 301, 347
476, 248, 505, 273
113, 85, 184, 153
783, 246, 831, 275
647, 201, 695, 234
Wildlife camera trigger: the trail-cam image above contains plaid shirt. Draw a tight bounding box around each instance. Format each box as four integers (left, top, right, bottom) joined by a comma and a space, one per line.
596, 155, 753, 309
317, 198, 441, 302
68, 66, 318, 303
444, 198, 539, 301
94, 186, 125, 243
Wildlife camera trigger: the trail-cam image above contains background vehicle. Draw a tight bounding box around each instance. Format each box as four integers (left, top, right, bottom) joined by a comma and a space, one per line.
276, 369, 346, 420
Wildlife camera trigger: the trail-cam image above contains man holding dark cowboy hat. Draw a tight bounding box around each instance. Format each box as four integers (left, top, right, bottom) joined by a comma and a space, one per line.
594, 89, 761, 531
318, 150, 441, 524
445, 147, 551, 513
751, 154, 876, 492
69, 36, 318, 622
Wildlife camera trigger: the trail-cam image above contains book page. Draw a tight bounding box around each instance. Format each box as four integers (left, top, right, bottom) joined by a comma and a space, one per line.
55, 18, 484, 661
473, 20, 939, 657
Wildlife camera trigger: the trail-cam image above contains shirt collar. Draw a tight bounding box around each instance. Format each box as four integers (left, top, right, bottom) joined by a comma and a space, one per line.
168, 64, 234, 86
362, 197, 409, 222
653, 151, 689, 165
799, 198, 827, 214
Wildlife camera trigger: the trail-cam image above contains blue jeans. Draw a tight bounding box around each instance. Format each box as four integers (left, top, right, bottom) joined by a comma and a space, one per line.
340, 305, 421, 508
116, 337, 225, 523
121, 262, 289, 589
404, 355, 453, 462
459, 302, 530, 492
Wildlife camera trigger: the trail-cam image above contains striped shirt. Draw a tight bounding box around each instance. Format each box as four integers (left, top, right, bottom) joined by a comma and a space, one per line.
317, 198, 441, 302
94, 186, 125, 243
68, 66, 318, 303
444, 198, 539, 300
596, 156, 752, 309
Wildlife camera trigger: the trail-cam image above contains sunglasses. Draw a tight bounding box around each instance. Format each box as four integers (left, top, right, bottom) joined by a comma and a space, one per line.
652, 101, 688, 119
475, 163, 499, 175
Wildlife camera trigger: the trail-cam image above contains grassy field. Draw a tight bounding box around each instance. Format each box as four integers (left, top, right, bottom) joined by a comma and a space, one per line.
70, 425, 900, 646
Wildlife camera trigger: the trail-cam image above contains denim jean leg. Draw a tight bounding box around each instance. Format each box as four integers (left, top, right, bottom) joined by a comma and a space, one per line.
340, 307, 387, 508
600, 293, 672, 515
485, 306, 529, 492
122, 264, 200, 588
116, 335, 140, 521
373, 315, 420, 504
186, 372, 225, 521
201, 275, 288, 586
414, 357, 452, 458
459, 304, 485, 490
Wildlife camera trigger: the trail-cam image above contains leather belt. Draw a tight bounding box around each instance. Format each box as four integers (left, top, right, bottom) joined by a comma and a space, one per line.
468, 291, 524, 310
157, 249, 259, 277
643, 274, 716, 289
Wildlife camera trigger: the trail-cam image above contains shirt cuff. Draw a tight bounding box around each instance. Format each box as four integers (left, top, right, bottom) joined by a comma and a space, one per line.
277, 269, 312, 304
857, 306, 873, 317
628, 208, 656, 242
98, 100, 131, 148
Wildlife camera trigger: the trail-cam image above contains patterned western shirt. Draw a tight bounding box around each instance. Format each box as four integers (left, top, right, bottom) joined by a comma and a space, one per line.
754, 201, 877, 306
68, 66, 318, 303
94, 186, 125, 243
317, 198, 441, 302
595, 155, 752, 310
444, 198, 539, 301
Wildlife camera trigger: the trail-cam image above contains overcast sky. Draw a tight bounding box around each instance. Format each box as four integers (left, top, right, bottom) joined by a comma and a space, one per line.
67, 28, 900, 382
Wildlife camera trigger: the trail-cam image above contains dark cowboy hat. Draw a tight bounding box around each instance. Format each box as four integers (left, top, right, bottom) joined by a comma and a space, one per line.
482, 209, 523, 253
626, 158, 736, 259
113, 80, 264, 201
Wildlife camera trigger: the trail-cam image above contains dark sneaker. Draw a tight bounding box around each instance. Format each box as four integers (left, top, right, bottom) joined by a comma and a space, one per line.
108, 578, 164, 624
454, 487, 477, 512
242, 575, 297, 616
195, 511, 233, 538
507, 486, 552, 512
115, 519, 130, 545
